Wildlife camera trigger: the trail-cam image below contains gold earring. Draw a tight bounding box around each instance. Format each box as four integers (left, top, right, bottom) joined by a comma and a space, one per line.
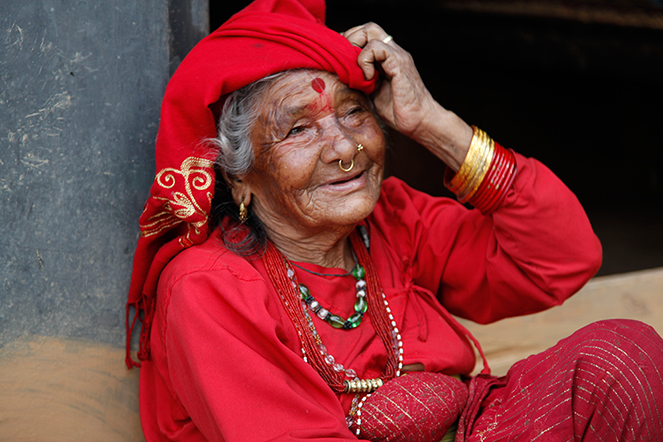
239, 198, 248, 223
357, 144, 364, 152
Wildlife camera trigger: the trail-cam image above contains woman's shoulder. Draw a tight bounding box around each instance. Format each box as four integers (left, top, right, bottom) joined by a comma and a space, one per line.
374, 176, 417, 222
373, 176, 465, 227
153, 230, 292, 360
368, 177, 471, 262
159, 228, 264, 291
155, 229, 278, 331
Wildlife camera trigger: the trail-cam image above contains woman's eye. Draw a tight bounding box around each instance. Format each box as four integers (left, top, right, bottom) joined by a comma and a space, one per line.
343, 105, 369, 120
287, 126, 305, 137
341, 106, 368, 126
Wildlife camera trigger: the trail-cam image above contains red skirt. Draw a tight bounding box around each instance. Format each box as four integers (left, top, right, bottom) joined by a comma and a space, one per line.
458, 320, 663, 441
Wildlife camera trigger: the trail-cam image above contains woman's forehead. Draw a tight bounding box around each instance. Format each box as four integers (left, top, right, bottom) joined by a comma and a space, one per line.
260, 70, 358, 109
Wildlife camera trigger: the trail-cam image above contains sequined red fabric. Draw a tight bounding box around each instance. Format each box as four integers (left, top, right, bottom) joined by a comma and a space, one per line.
353, 372, 468, 442
459, 319, 663, 441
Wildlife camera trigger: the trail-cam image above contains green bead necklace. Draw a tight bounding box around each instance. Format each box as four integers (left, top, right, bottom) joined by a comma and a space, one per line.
293, 264, 368, 330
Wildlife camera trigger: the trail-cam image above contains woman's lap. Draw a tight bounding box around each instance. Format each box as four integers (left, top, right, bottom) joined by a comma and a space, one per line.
458, 319, 663, 441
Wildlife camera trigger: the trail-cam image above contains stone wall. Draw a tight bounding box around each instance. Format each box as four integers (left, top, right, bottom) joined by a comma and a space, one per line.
0, 1, 207, 439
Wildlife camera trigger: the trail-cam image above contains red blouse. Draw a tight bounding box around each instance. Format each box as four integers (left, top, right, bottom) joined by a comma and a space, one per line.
139, 153, 602, 441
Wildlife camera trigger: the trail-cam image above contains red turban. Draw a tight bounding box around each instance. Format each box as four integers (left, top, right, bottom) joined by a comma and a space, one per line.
126, 0, 376, 367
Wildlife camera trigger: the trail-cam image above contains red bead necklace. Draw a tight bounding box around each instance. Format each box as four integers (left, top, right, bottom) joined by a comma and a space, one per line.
262, 229, 402, 394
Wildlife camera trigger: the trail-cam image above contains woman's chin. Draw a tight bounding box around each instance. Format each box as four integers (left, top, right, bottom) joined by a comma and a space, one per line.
316, 169, 381, 208
318, 191, 379, 228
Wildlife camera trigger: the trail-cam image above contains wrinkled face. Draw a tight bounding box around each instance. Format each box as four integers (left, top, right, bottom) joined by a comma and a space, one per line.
240, 70, 386, 237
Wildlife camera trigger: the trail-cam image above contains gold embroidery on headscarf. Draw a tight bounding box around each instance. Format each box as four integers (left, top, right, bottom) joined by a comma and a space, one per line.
140, 156, 215, 238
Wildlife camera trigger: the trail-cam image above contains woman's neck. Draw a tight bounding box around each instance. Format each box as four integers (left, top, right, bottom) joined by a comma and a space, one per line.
264, 225, 356, 271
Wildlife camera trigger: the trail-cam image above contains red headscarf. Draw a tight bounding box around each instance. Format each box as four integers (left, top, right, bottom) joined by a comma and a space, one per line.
126, 0, 377, 367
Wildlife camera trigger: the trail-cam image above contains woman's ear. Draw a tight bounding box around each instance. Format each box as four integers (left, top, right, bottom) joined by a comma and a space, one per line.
230, 178, 252, 207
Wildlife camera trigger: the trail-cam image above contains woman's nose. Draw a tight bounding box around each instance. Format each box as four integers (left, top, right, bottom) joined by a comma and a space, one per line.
319, 117, 358, 164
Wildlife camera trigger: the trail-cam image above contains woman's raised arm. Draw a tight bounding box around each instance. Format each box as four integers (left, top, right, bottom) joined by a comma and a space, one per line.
344, 22, 472, 172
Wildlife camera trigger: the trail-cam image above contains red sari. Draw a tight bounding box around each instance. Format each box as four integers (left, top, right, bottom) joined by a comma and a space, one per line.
138, 154, 662, 441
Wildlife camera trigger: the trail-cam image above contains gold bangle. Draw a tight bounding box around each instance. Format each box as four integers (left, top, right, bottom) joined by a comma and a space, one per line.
448, 126, 482, 193
461, 131, 495, 202
457, 135, 487, 200
447, 126, 496, 203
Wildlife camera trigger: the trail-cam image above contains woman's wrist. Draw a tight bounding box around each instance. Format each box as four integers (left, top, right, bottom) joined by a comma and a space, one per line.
406, 102, 518, 214
410, 103, 472, 172
444, 126, 518, 214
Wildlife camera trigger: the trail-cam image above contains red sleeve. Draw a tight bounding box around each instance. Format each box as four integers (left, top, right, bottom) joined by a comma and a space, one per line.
371, 153, 602, 324
160, 265, 359, 441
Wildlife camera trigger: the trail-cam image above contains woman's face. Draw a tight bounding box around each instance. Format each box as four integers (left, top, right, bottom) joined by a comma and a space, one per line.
240, 70, 386, 238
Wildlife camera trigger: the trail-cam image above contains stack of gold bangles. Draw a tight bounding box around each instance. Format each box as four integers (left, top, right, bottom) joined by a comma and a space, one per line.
444, 126, 517, 214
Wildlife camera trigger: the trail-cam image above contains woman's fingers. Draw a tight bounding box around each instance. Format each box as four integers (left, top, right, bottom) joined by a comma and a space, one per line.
344, 23, 403, 81
356, 39, 410, 77
343, 22, 389, 49
355, 42, 392, 80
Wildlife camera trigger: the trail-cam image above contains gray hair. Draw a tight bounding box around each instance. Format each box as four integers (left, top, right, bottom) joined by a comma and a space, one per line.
212, 70, 293, 182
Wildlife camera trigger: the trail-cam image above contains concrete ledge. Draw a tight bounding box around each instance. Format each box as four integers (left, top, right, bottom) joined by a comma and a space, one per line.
460, 267, 663, 376
0, 335, 142, 441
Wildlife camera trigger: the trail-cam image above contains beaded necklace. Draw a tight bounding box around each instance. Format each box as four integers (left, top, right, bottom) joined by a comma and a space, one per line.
291, 260, 355, 277
262, 229, 403, 432
294, 262, 368, 330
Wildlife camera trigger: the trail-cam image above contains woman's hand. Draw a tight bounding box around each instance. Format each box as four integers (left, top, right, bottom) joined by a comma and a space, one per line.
344, 23, 472, 171
343, 23, 435, 138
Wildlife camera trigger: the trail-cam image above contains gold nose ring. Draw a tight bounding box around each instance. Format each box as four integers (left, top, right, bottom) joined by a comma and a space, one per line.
357, 144, 364, 152
339, 158, 354, 172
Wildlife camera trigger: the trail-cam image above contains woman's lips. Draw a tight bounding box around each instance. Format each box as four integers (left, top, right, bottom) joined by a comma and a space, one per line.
330, 170, 363, 186
322, 170, 366, 191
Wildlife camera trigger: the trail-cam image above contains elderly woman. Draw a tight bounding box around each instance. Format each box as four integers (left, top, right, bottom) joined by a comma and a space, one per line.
126, 0, 663, 441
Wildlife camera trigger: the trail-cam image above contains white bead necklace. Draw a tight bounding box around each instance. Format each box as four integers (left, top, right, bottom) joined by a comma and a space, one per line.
285, 263, 403, 433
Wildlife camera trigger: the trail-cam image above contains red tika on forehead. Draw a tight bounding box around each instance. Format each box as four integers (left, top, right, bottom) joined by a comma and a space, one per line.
311, 77, 326, 93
